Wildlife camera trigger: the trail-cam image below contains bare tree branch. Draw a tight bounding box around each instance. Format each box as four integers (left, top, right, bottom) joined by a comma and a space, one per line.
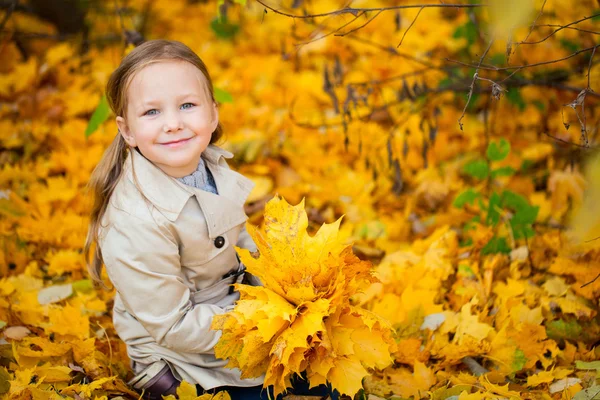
521, 0, 547, 44
334, 10, 382, 37
533, 24, 599, 36
343, 34, 442, 71
447, 44, 600, 71
255, 0, 484, 20
543, 131, 596, 149
519, 13, 600, 45
296, 10, 365, 45
588, 46, 596, 89
397, 6, 424, 48
458, 37, 495, 130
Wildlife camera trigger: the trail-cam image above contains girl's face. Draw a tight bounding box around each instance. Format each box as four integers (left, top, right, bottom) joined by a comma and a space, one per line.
116, 60, 219, 177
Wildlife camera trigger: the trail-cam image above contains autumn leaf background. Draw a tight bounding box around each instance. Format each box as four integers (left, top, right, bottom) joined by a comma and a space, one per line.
1, 0, 600, 399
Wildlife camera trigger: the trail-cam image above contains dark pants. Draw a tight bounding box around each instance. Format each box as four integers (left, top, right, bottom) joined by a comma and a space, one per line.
200, 375, 339, 400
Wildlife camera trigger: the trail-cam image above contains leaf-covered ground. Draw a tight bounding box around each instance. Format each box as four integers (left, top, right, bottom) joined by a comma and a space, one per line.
1, 0, 599, 399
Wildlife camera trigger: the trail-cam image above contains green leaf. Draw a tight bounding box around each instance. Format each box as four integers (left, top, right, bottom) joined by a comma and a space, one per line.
459, 238, 474, 247
501, 190, 530, 213
481, 236, 511, 255
72, 279, 94, 293
486, 138, 511, 161
458, 264, 475, 276
593, 10, 600, 22
576, 360, 600, 370
560, 39, 579, 53
0, 321, 5, 330
489, 53, 505, 66
438, 77, 453, 89
533, 100, 545, 112
500, 190, 539, 239
453, 188, 481, 208
214, 87, 233, 103
506, 88, 526, 111
506, 197, 539, 226
511, 348, 527, 372
486, 192, 502, 226
452, 20, 478, 46
462, 159, 489, 180
464, 216, 480, 231
520, 159, 534, 171
210, 17, 240, 39
517, 225, 536, 239
0, 367, 10, 395
546, 319, 582, 341
491, 166, 515, 178
85, 95, 111, 137
355, 221, 386, 240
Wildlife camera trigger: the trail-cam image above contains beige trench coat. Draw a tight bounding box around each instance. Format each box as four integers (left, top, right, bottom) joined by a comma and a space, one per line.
99, 145, 264, 389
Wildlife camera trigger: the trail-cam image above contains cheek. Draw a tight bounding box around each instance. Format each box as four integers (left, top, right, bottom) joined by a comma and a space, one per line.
134, 120, 161, 140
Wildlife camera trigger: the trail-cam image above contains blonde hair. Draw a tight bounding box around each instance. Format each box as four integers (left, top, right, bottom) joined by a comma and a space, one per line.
84, 39, 223, 287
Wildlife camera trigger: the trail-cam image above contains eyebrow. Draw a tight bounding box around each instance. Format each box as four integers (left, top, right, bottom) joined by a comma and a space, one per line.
138, 93, 205, 107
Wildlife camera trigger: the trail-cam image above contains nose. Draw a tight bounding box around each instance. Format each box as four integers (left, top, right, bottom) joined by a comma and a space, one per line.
162, 110, 183, 133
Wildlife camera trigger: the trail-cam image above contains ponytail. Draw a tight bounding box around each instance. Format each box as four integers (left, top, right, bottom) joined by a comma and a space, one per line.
84, 134, 128, 288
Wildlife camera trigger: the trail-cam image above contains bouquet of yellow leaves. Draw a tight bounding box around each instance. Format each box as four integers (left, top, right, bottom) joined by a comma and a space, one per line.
211, 197, 395, 396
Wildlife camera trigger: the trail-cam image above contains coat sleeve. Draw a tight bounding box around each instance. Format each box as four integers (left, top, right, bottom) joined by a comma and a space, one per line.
101, 217, 223, 354
236, 223, 257, 252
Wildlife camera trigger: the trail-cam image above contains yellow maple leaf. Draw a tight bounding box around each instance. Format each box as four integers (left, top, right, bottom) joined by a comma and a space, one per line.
525, 368, 574, 388
212, 197, 394, 396
8, 367, 43, 397
453, 300, 494, 345
162, 380, 231, 400
15, 337, 71, 358
44, 304, 90, 340
35, 364, 72, 383
386, 362, 437, 399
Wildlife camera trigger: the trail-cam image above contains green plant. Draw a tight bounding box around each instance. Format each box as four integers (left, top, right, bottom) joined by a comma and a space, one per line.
453, 138, 539, 255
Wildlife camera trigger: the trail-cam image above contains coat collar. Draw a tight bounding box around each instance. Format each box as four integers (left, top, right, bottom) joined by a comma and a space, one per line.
122, 145, 254, 237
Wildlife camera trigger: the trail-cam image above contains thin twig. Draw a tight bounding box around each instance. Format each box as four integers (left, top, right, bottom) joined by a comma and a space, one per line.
588, 46, 596, 89
533, 24, 599, 36
446, 44, 600, 71
255, 0, 483, 19
581, 273, 600, 288
543, 131, 595, 149
521, 0, 547, 44
335, 10, 383, 37
296, 10, 365, 45
344, 34, 441, 70
520, 13, 600, 45
458, 37, 495, 130
397, 6, 424, 48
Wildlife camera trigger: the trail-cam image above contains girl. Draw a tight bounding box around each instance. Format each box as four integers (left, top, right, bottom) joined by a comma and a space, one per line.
85, 40, 332, 400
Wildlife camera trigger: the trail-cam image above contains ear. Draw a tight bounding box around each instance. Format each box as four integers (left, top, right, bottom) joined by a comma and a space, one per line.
210, 102, 219, 132
116, 116, 136, 147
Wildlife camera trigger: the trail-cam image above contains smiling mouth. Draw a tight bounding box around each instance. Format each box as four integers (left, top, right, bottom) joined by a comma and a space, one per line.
160, 137, 193, 146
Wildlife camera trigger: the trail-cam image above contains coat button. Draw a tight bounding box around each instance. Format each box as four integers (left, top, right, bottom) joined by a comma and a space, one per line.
214, 236, 225, 248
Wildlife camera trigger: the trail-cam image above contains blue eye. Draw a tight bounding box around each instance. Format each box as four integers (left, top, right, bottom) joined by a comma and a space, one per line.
144, 109, 158, 116
181, 103, 195, 110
